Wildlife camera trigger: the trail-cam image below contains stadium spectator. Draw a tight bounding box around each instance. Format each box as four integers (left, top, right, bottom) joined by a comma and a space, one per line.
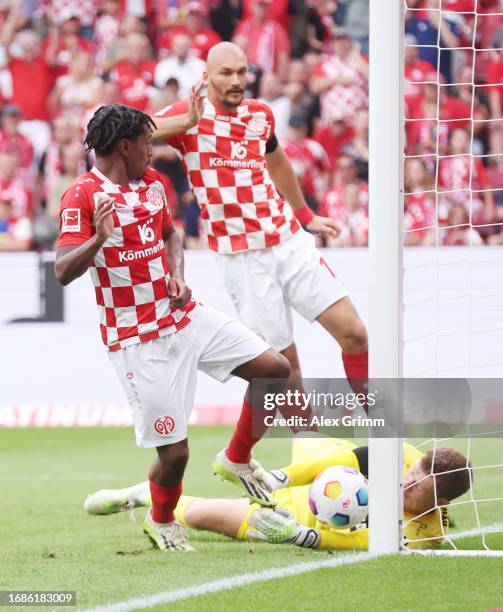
487, 47, 503, 156
37, 115, 87, 212
0, 105, 34, 176
94, 0, 121, 66
282, 114, 330, 210
438, 127, 495, 228
233, 0, 290, 81
302, 0, 337, 54
405, 0, 461, 84
0, 197, 32, 251
337, 0, 369, 55
158, 1, 221, 61
44, 0, 97, 40
100, 15, 147, 73
1, 10, 59, 160
320, 181, 368, 247
49, 51, 103, 118
42, 7, 95, 77
154, 33, 206, 99
311, 28, 368, 124
284, 58, 320, 135
258, 72, 291, 141
404, 33, 438, 121
313, 110, 355, 172
404, 158, 435, 246
342, 107, 369, 180
0, 151, 32, 251
110, 32, 156, 111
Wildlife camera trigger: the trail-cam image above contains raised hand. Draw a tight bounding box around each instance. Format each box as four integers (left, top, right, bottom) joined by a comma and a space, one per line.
187, 80, 207, 128
94, 196, 115, 243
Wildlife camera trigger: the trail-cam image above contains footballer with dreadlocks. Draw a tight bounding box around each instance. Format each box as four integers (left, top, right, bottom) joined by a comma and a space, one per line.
54, 103, 292, 552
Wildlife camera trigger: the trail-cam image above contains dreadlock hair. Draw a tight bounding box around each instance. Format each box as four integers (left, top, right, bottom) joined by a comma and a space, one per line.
84, 104, 156, 157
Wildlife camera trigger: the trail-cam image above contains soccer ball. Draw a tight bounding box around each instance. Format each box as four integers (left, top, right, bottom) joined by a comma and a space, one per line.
308, 465, 369, 529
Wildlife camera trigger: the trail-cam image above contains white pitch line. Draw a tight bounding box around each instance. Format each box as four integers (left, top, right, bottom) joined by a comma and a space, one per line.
447, 522, 503, 541
83, 552, 369, 612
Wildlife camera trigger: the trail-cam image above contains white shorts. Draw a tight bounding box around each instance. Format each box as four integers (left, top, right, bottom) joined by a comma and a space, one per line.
215, 230, 348, 351
109, 304, 269, 448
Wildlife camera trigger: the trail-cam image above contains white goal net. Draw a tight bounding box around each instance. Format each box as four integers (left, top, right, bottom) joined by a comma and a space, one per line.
369, 0, 503, 555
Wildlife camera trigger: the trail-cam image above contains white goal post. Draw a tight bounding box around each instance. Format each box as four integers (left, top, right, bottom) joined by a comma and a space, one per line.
368, 0, 503, 557
368, 0, 405, 556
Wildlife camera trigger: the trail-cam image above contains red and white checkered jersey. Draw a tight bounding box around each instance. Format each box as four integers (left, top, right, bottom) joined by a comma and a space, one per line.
155, 98, 300, 254
57, 166, 196, 351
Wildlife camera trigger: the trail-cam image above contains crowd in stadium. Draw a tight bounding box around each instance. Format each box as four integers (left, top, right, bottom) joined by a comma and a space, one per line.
0, 0, 502, 251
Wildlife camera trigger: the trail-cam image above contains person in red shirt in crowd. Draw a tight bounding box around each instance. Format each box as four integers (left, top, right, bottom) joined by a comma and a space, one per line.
319, 181, 368, 248
284, 59, 321, 136
314, 110, 355, 172
305, 0, 338, 54
110, 33, 156, 111
487, 47, 503, 157
311, 28, 368, 124
404, 33, 438, 121
94, 0, 121, 66
0, 151, 31, 216
282, 114, 330, 210
343, 108, 369, 180
406, 81, 474, 157
438, 128, 495, 229
0, 105, 34, 176
241, 0, 291, 30
0, 5, 59, 160
404, 158, 435, 246
158, 1, 221, 61
37, 115, 88, 213
42, 7, 95, 78
49, 51, 103, 120
233, 0, 290, 82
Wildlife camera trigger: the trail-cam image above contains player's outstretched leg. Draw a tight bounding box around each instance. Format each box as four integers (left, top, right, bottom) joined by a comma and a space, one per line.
213, 349, 290, 507
84, 481, 150, 515
144, 439, 195, 552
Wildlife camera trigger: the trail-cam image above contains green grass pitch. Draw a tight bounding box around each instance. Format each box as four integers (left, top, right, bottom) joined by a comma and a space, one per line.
1, 426, 502, 611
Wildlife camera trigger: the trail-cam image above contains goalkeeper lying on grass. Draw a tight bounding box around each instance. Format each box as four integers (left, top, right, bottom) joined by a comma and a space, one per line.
85, 437, 471, 550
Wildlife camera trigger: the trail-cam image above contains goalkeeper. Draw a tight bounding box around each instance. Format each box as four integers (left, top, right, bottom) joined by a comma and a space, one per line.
84, 437, 471, 551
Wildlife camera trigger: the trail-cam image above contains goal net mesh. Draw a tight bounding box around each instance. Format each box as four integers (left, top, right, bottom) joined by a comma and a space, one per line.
402, 0, 503, 551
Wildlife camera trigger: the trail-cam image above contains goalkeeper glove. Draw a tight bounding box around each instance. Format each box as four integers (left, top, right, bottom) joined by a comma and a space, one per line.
246, 508, 320, 549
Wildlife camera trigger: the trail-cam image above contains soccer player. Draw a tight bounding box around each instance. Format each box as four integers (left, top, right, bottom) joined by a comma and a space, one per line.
152, 42, 369, 440
54, 104, 293, 552
84, 437, 472, 551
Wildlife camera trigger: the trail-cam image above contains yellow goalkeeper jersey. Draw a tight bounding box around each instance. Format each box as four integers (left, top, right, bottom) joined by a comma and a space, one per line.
268, 437, 448, 550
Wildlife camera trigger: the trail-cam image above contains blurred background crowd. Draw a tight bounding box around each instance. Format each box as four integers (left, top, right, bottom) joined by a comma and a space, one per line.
0, 0, 502, 251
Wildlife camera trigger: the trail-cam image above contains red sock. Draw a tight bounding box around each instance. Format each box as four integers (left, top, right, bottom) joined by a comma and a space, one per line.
277, 387, 318, 433
149, 480, 182, 524
342, 350, 369, 413
226, 400, 270, 463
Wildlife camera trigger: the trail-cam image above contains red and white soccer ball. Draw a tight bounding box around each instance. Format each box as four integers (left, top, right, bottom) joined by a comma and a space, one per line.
308, 465, 369, 529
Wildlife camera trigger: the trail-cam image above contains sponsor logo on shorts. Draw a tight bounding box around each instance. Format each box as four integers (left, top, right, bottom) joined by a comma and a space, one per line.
154, 416, 175, 436
61, 208, 81, 232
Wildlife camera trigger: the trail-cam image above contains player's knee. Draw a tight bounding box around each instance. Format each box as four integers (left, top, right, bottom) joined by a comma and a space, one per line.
271, 352, 291, 379
183, 499, 207, 529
